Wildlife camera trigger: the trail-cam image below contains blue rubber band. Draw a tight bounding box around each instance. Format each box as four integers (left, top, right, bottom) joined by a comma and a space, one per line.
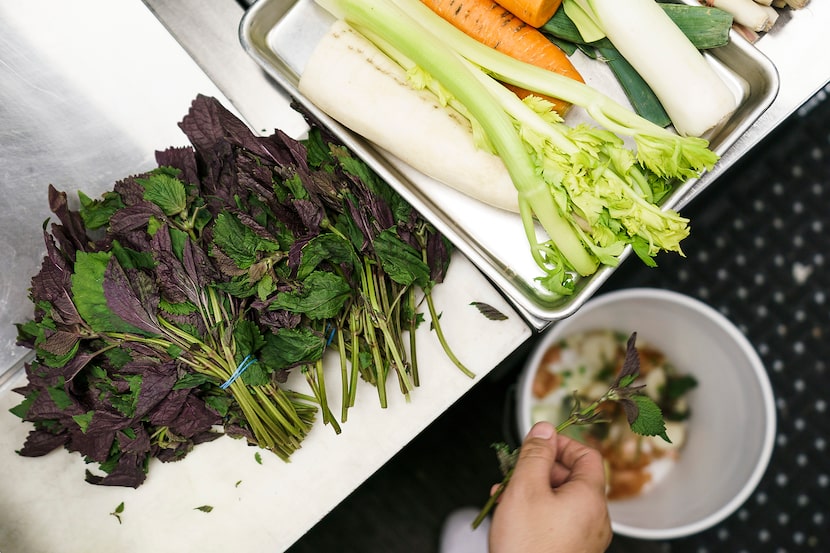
220, 355, 256, 389
325, 325, 336, 347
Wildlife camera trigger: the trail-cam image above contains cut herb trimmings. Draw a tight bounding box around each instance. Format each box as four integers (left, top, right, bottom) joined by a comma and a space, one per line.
10, 95, 471, 488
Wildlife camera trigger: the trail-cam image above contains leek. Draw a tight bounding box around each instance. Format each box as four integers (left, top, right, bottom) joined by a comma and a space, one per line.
564, 0, 737, 137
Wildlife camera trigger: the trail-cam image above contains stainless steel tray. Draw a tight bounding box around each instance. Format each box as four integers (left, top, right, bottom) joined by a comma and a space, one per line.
239, 0, 779, 328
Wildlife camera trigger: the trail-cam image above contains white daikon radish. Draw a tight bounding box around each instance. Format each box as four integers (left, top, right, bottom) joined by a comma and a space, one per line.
569, 0, 737, 137
298, 20, 519, 212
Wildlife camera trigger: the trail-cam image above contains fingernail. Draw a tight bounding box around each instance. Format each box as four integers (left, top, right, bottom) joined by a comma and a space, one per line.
528, 421, 555, 440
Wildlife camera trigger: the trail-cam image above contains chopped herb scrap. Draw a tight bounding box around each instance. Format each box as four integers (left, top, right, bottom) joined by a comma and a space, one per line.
110, 501, 125, 524
470, 301, 508, 321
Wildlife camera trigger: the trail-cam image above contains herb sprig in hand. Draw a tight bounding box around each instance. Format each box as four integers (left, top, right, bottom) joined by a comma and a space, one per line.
473, 332, 669, 528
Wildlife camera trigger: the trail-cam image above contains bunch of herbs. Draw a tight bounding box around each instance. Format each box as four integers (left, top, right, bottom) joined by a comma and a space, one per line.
10, 95, 470, 487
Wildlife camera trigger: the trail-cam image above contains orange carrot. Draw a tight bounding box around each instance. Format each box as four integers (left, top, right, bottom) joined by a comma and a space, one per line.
421, 0, 584, 115
495, 0, 562, 27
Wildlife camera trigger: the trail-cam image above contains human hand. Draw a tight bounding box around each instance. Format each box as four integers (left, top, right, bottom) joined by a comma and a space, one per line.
488, 421, 612, 553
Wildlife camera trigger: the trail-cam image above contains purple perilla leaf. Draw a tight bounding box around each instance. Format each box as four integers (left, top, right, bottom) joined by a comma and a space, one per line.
167, 394, 222, 438
102, 257, 161, 336
47, 185, 89, 259
620, 398, 640, 425
31, 232, 82, 326
18, 427, 70, 457
120, 359, 179, 421
40, 329, 80, 356
147, 388, 191, 427
66, 425, 119, 464
114, 174, 152, 207
109, 202, 166, 240
23, 383, 84, 422
85, 452, 147, 488
293, 198, 324, 233
155, 146, 200, 189
118, 425, 152, 456
151, 225, 206, 305
345, 195, 374, 252
180, 94, 276, 163
426, 233, 451, 284
614, 332, 641, 388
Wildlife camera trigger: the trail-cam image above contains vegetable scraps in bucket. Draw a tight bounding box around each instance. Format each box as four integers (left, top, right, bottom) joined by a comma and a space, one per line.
305, 0, 720, 297
9, 95, 473, 488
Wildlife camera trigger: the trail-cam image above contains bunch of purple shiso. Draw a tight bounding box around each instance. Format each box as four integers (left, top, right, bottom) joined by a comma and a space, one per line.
10, 95, 468, 488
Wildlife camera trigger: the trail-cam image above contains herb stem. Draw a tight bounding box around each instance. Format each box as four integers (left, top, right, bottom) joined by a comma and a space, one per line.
348, 309, 361, 409
425, 292, 475, 379
336, 325, 351, 422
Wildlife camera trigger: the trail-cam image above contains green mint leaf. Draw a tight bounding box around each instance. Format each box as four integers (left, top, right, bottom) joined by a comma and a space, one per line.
47, 379, 74, 410
158, 299, 198, 315
166, 344, 184, 358
78, 190, 124, 230
214, 276, 258, 298
629, 394, 670, 442
259, 327, 325, 371
104, 347, 133, 369
374, 229, 431, 288
72, 411, 95, 433
271, 271, 352, 320
283, 173, 309, 200
492, 442, 519, 477
10, 390, 39, 419
239, 360, 269, 387
137, 171, 188, 216
254, 452, 263, 465
212, 212, 279, 269
233, 319, 267, 358
111, 241, 156, 271
617, 374, 637, 389
297, 233, 358, 280
107, 374, 142, 417
256, 273, 275, 301
169, 226, 189, 261
204, 394, 233, 417
110, 501, 125, 524
173, 373, 215, 390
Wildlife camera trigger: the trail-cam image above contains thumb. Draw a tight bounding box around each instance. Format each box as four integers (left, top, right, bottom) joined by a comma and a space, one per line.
509, 421, 558, 493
